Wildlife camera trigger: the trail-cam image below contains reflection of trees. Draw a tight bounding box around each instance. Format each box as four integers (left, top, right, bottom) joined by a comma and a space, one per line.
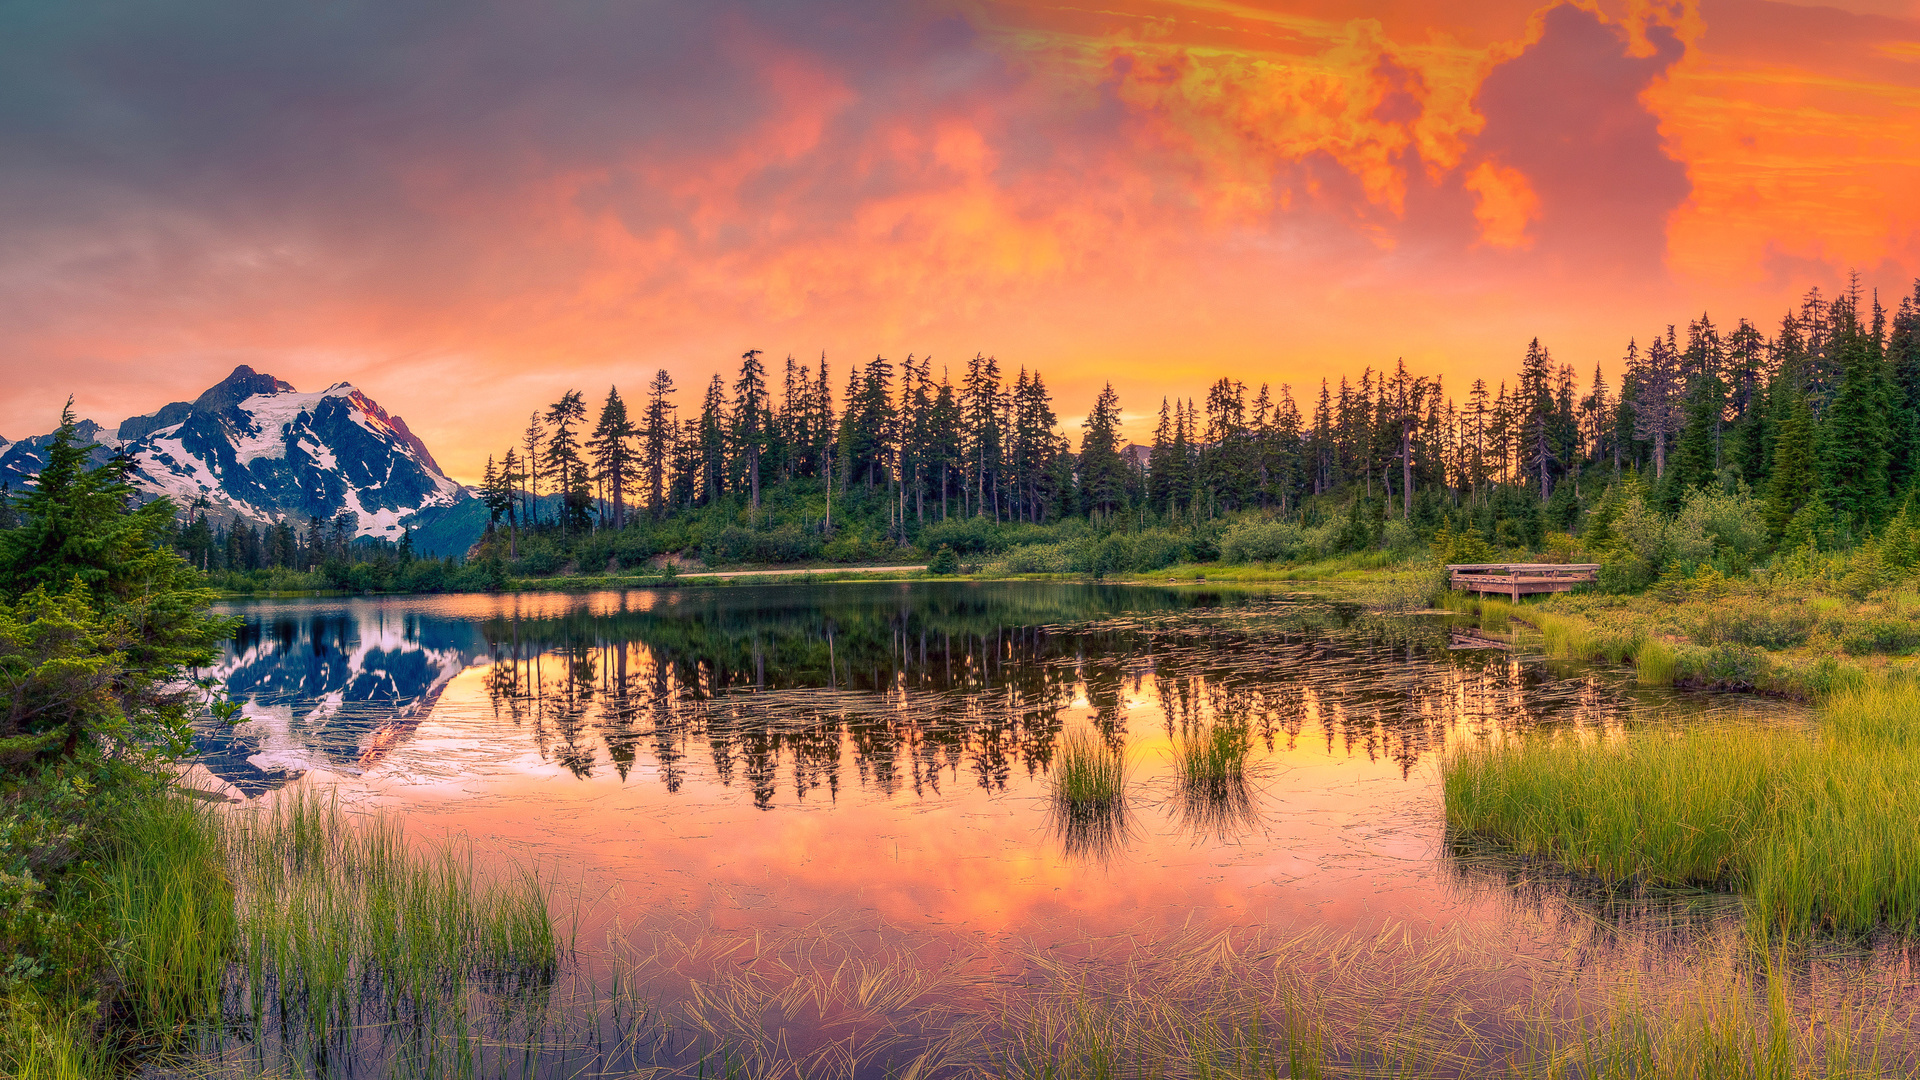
468, 583, 1642, 805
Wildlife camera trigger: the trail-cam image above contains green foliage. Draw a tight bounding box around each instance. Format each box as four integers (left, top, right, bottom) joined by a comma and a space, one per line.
1445, 672, 1920, 933
0, 411, 231, 768
928, 544, 959, 575
1427, 521, 1494, 565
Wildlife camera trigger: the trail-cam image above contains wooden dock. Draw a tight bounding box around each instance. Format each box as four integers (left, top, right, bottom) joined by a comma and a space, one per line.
1447, 562, 1600, 601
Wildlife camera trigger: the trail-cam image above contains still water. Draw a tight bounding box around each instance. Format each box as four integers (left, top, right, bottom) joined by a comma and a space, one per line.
198, 583, 1799, 943
186, 582, 1834, 1076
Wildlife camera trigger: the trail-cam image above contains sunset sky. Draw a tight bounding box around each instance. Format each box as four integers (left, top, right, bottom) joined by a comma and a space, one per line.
3, 0, 1918, 483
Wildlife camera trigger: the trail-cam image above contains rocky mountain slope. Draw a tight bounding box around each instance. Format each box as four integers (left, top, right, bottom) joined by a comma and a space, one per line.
2, 366, 483, 553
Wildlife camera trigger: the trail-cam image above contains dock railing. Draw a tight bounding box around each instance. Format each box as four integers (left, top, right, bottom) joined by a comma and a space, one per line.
1447, 562, 1600, 601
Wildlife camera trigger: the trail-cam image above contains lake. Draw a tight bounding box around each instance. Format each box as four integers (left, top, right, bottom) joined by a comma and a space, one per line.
183, 581, 1878, 1078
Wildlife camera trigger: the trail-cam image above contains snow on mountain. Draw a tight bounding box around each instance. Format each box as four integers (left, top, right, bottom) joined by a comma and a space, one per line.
195, 607, 484, 794
0, 419, 120, 489
2, 366, 479, 544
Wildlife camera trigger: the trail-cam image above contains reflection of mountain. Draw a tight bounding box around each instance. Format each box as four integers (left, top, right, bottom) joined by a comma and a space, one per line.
195, 604, 483, 795
196, 584, 1652, 810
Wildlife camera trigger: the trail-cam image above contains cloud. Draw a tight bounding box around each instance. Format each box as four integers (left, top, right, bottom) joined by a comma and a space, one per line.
0, 0, 1914, 478
1468, 4, 1691, 271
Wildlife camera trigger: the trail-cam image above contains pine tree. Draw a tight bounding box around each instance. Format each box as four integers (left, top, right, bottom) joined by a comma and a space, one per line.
1820, 296, 1893, 528
588, 387, 637, 530
642, 369, 675, 520
1633, 333, 1682, 479
520, 413, 544, 525
1670, 373, 1725, 496
1079, 384, 1126, 520
733, 350, 769, 518
544, 390, 590, 530
1766, 380, 1817, 536
697, 375, 728, 507
962, 354, 1003, 519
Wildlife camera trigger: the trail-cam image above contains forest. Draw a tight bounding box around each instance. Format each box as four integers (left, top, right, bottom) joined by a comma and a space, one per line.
180, 274, 1920, 593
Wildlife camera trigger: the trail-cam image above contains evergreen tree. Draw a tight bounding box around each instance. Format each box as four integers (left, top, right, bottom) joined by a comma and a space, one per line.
642, 369, 676, 519
1820, 298, 1893, 528
1079, 384, 1127, 520
1670, 373, 1726, 496
697, 375, 728, 507
544, 390, 590, 530
1766, 381, 1818, 536
588, 386, 638, 529
1634, 333, 1683, 479
962, 354, 1003, 519
732, 350, 769, 518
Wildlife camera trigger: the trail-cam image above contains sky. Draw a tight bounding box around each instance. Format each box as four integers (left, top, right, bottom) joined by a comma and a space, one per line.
2, 0, 1918, 482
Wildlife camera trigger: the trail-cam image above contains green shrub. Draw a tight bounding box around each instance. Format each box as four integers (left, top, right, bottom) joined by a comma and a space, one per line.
1692, 600, 1819, 649
1839, 617, 1920, 656
1219, 520, 1304, 563
1699, 643, 1769, 688
928, 545, 959, 575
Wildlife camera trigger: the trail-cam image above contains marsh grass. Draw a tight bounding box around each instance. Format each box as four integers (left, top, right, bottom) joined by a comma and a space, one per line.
1050, 729, 1128, 860
1633, 637, 1677, 686
113, 798, 1919, 1080
974, 920, 1911, 1080
1172, 723, 1259, 840
96, 792, 237, 1045
1445, 673, 1920, 936
148, 791, 562, 1079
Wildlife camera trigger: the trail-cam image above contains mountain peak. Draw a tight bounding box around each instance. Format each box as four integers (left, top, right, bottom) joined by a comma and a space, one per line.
192, 365, 297, 417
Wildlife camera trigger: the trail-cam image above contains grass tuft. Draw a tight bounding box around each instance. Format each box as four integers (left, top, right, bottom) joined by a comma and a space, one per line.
1050, 729, 1128, 860
1172, 723, 1259, 839
1634, 637, 1677, 686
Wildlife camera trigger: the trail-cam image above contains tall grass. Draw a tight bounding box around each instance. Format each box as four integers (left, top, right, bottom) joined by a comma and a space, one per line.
1172, 723, 1259, 839
96, 793, 237, 1042
1445, 673, 1920, 934
1050, 729, 1128, 860
213, 792, 558, 1074
1634, 637, 1677, 686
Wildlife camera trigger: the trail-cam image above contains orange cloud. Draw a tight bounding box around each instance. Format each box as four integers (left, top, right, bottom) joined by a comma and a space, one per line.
0, 0, 1916, 482
1465, 161, 1540, 248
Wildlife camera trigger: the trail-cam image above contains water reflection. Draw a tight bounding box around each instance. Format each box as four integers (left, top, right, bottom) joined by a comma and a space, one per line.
203, 584, 1642, 812
181, 584, 1866, 1080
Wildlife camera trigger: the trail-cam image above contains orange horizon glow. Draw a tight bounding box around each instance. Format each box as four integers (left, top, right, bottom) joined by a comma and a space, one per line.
2, 0, 1917, 484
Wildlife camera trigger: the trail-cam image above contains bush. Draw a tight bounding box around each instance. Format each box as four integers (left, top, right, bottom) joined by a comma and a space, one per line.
1219, 521, 1304, 563
1380, 519, 1419, 555
1840, 618, 1920, 656
995, 543, 1071, 574
928, 545, 959, 575
1698, 643, 1768, 689
518, 546, 564, 575
1693, 599, 1819, 649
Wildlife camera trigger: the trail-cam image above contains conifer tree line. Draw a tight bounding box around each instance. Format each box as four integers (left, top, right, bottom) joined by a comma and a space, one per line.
128, 271, 1920, 579
469, 274, 1920, 555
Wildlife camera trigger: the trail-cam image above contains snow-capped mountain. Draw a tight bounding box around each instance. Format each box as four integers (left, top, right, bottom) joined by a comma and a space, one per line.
0, 419, 121, 491
1, 366, 483, 549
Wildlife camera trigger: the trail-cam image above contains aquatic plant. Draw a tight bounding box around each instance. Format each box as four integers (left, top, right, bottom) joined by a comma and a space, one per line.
1445, 672, 1920, 935
1172, 723, 1259, 840
97, 792, 237, 1042
1052, 728, 1125, 812
1050, 729, 1128, 860
1633, 636, 1677, 686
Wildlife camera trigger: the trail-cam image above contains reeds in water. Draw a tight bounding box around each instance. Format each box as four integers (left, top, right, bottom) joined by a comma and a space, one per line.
1050, 729, 1128, 860
1444, 672, 1920, 935
1172, 722, 1259, 840
182, 791, 559, 1077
